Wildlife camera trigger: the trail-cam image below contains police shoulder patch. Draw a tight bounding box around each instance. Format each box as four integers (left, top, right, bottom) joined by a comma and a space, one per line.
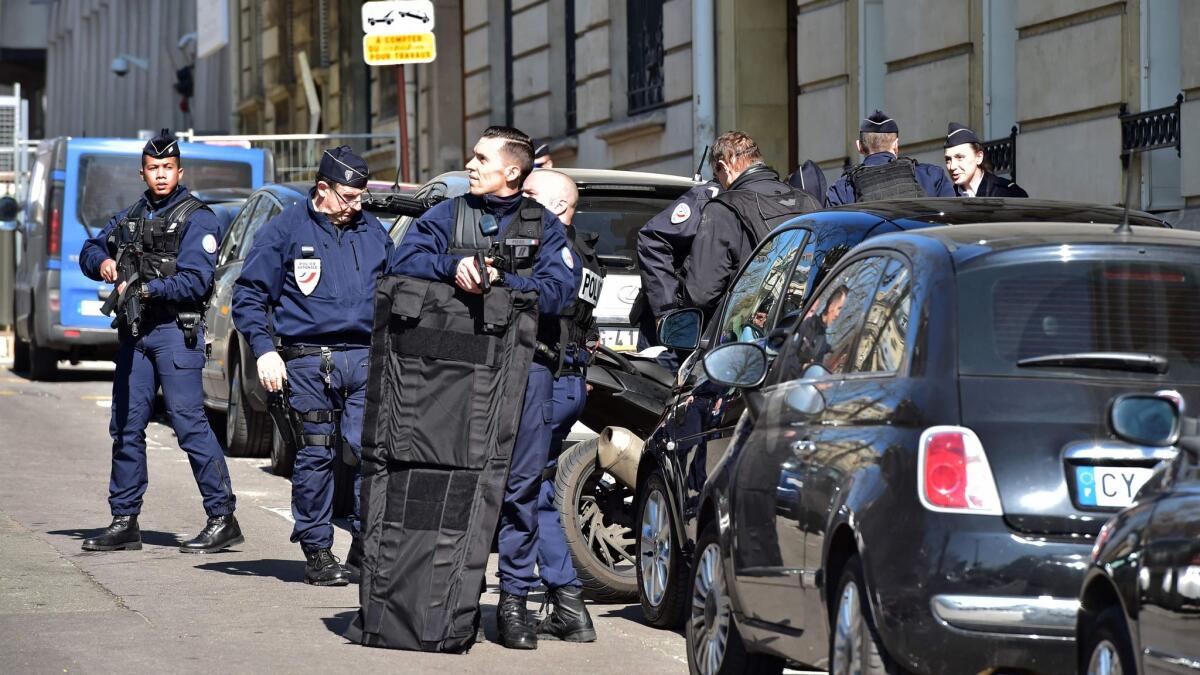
561, 246, 575, 269
670, 202, 692, 224
201, 233, 218, 254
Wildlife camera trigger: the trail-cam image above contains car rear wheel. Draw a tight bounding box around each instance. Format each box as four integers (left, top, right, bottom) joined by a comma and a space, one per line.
685, 522, 783, 675
225, 363, 271, 457
638, 470, 688, 627
1082, 607, 1135, 675
830, 554, 891, 675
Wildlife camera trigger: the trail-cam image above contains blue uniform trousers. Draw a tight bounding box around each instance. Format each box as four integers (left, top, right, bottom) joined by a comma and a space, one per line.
108, 321, 235, 517
285, 347, 368, 550
536, 372, 588, 589
498, 361, 556, 596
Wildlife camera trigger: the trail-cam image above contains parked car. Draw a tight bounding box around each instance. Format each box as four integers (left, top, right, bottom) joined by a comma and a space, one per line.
387, 168, 697, 350
11, 137, 270, 379
1078, 394, 1200, 675
189, 187, 254, 239
668, 218, 1199, 674
635, 198, 1169, 632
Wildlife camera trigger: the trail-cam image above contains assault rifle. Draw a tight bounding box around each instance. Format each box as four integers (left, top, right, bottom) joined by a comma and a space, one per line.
99, 219, 146, 336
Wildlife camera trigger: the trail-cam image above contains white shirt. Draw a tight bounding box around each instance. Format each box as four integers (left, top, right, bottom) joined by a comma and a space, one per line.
961, 172, 984, 198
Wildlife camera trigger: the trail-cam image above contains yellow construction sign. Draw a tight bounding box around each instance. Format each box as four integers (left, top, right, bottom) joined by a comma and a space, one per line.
363, 32, 436, 65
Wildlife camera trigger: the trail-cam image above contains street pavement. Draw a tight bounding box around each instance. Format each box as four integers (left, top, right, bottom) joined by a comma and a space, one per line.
0, 360, 694, 674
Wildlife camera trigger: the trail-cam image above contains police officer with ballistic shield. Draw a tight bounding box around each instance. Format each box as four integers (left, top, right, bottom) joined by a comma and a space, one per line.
232, 146, 392, 586
78, 129, 241, 553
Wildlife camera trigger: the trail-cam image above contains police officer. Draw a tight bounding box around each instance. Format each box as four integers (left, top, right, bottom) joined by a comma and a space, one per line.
943, 122, 1029, 198
78, 129, 241, 553
826, 111, 956, 206
232, 146, 392, 586
521, 169, 597, 643
681, 131, 821, 318
389, 126, 576, 649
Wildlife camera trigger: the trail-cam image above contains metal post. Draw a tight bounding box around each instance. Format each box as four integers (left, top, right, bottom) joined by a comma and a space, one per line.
397, 65, 411, 183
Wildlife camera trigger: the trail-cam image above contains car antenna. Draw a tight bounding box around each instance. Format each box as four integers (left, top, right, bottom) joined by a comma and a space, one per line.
693, 145, 709, 182
1116, 156, 1134, 234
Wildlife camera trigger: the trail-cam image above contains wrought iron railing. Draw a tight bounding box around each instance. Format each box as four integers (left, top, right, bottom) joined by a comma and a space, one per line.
982, 125, 1018, 180
1119, 93, 1183, 167
627, 0, 665, 114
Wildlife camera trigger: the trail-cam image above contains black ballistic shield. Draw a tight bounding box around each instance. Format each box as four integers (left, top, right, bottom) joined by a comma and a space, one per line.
352, 274, 538, 653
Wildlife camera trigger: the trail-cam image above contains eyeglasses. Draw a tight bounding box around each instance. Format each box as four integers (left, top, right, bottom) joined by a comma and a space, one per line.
330, 187, 371, 207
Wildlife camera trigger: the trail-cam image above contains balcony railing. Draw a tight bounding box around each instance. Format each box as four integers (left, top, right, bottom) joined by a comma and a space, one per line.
982, 125, 1018, 181
1119, 93, 1183, 167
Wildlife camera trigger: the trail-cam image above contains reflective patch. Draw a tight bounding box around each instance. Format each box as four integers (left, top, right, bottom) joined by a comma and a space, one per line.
561, 246, 575, 269
294, 258, 322, 296
578, 267, 602, 306
201, 233, 218, 254
708, 187, 719, 198
670, 202, 691, 224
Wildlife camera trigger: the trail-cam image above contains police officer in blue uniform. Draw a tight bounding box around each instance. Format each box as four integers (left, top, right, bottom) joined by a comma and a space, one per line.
232, 146, 392, 586
521, 168, 598, 643
943, 122, 1029, 198
79, 130, 241, 553
389, 126, 576, 649
826, 110, 956, 206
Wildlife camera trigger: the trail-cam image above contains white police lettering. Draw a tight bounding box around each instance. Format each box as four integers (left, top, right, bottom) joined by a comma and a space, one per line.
201, 233, 218, 254
578, 267, 602, 306
561, 246, 575, 269
670, 202, 691, 224
294, 259, 322, 296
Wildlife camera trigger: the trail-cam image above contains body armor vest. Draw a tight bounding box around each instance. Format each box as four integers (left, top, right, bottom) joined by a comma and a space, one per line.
109, 196, 211, 319
847, 157, 926, 201
448, 196, 544, 278
559, 228, 603, 352
709, 184, 821, 246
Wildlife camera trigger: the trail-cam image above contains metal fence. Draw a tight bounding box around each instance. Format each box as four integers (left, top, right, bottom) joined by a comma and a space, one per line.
982, 125, 1018, 181
177, 132, 401, 184
1119, 93, 1183, 167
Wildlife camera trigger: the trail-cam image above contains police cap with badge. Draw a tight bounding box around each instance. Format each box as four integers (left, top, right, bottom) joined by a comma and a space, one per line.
318, 145, 370, 188
860, 111, 899, 135
143, 128, 180, 159
944, 122, 982, 148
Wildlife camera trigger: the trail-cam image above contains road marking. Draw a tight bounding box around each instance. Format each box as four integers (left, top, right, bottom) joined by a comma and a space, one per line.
260, 506, 295, 523
80, 394, 110, 400
94, 400, 112, 408
0, 390, 15, 397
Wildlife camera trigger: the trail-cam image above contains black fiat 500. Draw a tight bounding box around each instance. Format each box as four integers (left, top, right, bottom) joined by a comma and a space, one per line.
669, 222, 1200, 674
1077, 394, 1200, 675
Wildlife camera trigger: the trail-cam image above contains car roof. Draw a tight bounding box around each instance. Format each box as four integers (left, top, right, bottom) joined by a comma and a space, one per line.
56, 137, 269, 162
424, 168, 698, 190
825, 197, 1167, 228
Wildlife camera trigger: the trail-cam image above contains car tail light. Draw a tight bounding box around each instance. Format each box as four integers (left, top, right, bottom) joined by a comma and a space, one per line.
63, 329, 80, 338
917, 426, 1003, 515
47, 208, 61, 258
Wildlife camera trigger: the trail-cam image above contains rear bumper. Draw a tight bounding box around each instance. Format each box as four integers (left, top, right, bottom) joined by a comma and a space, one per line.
930, 594, 1078, 635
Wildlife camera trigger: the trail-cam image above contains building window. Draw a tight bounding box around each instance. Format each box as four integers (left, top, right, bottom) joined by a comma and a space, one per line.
627, 0, 664, 115
565, 0, 577, 132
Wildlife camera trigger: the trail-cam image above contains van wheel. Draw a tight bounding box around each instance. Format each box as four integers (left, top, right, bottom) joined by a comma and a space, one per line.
12, 338, 30, 373
28, 341, 59, 381
225, 363, 271, 457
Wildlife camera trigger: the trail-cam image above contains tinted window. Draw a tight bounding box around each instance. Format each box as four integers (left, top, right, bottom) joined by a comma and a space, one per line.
573, 192, 675, 265
218, 196, 259, 266
237, 199, 279, 260
774, 237, 818, 332
958, 256, 1200, 379
853, 258, 912, 373
76, 154, 253, 231
716, 229, 806, 345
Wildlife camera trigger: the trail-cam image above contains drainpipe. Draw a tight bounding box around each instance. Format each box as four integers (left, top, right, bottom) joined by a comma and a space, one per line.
693, 0, 715, 178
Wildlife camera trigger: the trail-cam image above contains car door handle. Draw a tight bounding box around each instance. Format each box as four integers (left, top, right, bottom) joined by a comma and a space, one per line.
791, 439, 815, 454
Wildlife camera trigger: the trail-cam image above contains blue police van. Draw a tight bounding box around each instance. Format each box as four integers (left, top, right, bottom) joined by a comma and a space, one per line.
12, 137, 271, 380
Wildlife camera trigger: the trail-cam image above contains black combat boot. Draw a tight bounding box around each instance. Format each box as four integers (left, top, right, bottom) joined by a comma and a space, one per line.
344, 535, 364, 584
81, 515, 142, 551
537, 585, 596, 642
497, 590, 537, 650
179, 514, 244, 553
304, 547, 349, 587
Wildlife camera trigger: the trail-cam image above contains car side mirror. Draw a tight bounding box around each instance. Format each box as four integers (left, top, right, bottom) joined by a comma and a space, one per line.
702, 342, 768, 389
1109, 394, 1180, 447
0, 196, 18, 230
658, 308, 703, 351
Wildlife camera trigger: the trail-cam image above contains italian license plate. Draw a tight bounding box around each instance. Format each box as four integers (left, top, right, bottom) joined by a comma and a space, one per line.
1074, 466, 1156, 508
79, 300, 105, 317
600, 328, 639, 351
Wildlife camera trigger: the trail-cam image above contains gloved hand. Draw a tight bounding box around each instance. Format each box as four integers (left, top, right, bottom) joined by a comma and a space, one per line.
257, 352, 287, 393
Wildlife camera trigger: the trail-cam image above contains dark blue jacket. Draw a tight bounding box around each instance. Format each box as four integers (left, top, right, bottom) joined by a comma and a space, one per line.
388, 191, 577, 316
232, 191, 393, 359
825, 152, 955, 206
79, 185, 221, 307
636, 181, 719, 318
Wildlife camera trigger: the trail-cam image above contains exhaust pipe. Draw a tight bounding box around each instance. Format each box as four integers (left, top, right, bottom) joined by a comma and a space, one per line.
597, 426, 644, 489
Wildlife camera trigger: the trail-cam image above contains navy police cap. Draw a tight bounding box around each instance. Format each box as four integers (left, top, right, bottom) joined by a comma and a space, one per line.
860, 111, 899, 134
318, 145, 370, 188
143, 128, 179, 159
945, 122, 983, 148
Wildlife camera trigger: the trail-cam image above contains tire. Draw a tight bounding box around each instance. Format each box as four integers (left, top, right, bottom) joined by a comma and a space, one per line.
269, 419, 296, 477
829, 554, 893, 675
638, 469, 689, 627
225, 363, 271, 457
12, 337, 30, 373
27, 340, 58, 381
1081, 606, 1136, 675
555, 437, 639, 603
685, 521, 783, 675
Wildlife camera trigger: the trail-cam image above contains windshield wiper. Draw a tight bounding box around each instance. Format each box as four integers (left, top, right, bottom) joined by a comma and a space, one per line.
1016, 352, 1168, 374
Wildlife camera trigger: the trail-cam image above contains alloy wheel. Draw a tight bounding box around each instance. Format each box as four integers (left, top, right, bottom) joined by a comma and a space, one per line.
832, 580, 864, 675
689, 542, 730, 675
1087, 640, 1124, 675
640, 488, 671, 607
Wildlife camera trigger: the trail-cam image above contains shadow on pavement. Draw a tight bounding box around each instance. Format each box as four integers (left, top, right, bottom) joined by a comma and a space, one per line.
7, 365, 116, 383
193, 557, 307, 583
598, 603, 684, 636
48, 527, 181, 548
321, 610, 357, 641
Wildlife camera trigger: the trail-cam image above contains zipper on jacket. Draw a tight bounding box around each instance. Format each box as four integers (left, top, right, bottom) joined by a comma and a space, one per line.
350, 239, 360, 271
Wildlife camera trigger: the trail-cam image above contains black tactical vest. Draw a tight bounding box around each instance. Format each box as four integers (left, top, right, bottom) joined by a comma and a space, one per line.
847, 157, 926, 201
559, 228, 603, 350
448, 196, 544, 278
116, 196, 210, 283
709, 185, 821, 246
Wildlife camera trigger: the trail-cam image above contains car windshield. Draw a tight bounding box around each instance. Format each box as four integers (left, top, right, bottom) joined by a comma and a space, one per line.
958, 253, 1200, 380
76, 154, 254, 231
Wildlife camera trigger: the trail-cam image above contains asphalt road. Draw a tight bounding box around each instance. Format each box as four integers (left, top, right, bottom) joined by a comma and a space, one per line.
0, 360, 694, 674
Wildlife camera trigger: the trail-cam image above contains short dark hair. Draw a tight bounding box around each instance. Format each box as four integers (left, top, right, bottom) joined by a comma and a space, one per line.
482, 125, 535, 182
823, 284, 850, 317
859, 131, 898, 154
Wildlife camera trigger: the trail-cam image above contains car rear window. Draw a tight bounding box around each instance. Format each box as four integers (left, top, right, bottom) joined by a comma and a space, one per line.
573, 192, 674, 266
76, 154, 253, 231
958, 255, 1200, 379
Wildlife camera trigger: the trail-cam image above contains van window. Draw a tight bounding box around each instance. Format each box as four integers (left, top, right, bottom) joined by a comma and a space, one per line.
76, 155, 253, 231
